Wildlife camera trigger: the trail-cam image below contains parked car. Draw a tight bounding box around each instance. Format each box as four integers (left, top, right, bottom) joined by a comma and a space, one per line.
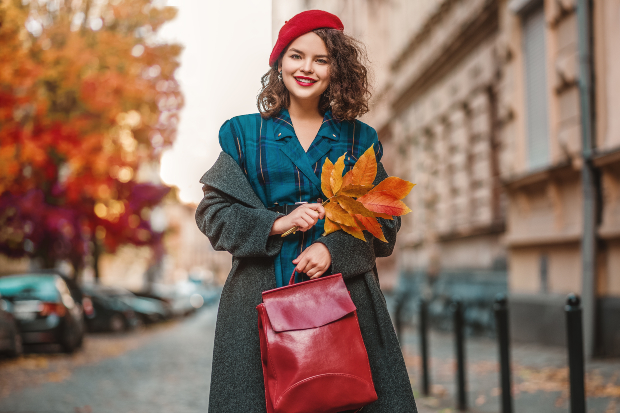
84, 285, 169, 324
151, 282, 199, 317
0, 272, 86, 353
187, 278, 221, 307
0, 294, 22, 357
81, 286, 140, 332
129, 290, 174, 318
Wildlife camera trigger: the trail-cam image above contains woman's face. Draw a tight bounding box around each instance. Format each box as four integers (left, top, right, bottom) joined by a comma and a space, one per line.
278, 32, 331, 104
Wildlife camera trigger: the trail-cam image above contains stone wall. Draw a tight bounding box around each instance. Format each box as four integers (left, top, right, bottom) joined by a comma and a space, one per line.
272, 0, 620, 353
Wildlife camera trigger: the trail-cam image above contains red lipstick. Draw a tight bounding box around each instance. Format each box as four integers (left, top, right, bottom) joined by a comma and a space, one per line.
294, 76, 317, 87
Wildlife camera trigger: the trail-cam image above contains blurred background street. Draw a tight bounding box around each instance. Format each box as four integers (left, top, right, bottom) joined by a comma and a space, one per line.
1, 0, 620, 412
0, 304, 217, 412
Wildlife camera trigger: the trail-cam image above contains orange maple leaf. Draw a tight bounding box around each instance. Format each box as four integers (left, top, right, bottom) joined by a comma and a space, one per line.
321, 158, 334, 198
356, 192, 412, 216
286, 144, 414, 240
341, 145, 377, 189
340, 223, 366, 241
335, 195, 374, 217
324, 217, 342, 235
325, 200, 358, 228
339, 184, 374, 198
330, 154, 346, 195
365, 176, 415, 200
354, 215, 387, 242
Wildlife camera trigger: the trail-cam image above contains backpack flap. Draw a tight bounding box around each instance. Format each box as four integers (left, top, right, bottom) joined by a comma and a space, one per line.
262, 273, 356, 332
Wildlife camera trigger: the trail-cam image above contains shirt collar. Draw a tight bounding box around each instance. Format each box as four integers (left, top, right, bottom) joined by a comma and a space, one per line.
272, 109, 341, 141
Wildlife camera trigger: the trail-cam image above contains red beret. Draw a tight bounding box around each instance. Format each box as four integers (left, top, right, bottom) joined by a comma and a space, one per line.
269, 10, 344, 67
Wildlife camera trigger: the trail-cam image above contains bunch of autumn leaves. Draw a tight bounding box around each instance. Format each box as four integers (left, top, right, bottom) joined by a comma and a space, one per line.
319, 145, 415, 242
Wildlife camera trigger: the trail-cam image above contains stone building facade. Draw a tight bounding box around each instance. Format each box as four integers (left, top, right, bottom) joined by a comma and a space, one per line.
272, 0, 620, 356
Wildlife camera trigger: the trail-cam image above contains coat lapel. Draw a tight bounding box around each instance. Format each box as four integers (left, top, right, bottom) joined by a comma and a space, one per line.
199, 152, 265, 209
306, 138, 332, 167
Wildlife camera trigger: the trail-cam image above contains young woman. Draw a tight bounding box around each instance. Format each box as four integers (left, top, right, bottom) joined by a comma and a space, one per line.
196, 10, 418, 412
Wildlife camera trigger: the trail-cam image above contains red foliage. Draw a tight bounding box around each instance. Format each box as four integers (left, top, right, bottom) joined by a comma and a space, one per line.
0, 0, 182, 268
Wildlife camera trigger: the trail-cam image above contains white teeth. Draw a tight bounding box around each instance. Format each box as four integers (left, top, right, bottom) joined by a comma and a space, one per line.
296, 78, 315, 83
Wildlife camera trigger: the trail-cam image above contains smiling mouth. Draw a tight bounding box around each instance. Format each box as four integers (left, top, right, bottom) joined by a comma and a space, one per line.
294, 76, 317, 85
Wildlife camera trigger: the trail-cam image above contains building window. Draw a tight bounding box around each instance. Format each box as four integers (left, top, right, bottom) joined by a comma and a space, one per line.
522, 3, 550, 170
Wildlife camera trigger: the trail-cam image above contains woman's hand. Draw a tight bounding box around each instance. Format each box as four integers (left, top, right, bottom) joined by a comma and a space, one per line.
270, 203, 325, 235
292, 243, 332, 279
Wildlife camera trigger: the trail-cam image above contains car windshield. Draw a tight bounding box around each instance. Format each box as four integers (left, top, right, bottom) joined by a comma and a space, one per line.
0, 274, 60, 301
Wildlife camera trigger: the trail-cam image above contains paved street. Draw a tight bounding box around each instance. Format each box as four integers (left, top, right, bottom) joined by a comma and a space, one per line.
0, 305, 217, 413
2, 298, 619, 413
402, 326, 620, 413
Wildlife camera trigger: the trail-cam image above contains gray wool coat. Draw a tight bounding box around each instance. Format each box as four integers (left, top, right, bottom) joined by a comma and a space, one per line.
195, 151, 417, 413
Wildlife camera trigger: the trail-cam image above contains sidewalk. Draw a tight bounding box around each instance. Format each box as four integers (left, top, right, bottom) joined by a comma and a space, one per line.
400, 326, 620, 413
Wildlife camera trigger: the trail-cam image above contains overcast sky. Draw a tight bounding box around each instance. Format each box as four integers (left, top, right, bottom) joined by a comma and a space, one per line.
158, 0, 272, 204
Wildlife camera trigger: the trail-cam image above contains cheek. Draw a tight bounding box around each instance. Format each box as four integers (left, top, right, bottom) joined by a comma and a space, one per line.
321, 68, 331, 86
280, 60, 294, 75
319, 78, 331, 94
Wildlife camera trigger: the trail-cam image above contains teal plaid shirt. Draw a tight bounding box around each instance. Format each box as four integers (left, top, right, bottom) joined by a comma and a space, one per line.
218, 109, 383, 287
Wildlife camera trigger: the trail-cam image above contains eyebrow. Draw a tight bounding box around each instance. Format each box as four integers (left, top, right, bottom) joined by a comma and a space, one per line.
289, 48, 329, 58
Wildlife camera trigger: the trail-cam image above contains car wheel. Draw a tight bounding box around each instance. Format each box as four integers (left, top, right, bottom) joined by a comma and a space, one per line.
109, 314, 125, 332
60, 326, 79, 354
75, 329, 84, 349
61, 336, 77, 353
8, 330, 23, 358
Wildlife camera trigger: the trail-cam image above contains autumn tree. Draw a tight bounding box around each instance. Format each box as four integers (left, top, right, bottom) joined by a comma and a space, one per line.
0, 0, 183, 279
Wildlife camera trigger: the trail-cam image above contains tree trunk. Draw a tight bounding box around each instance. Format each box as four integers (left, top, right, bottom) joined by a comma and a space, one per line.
92, 237, 101, 284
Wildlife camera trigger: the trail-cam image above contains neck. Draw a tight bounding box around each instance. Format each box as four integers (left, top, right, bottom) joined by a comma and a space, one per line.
287, 95, 322, 120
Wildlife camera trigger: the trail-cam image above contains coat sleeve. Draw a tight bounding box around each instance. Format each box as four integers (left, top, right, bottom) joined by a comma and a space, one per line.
195, 185, 284, 258
312, 161, 401, 280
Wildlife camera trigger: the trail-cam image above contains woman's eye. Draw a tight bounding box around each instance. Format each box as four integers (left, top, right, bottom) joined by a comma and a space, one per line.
317, 59, 328, 64
290, 54, 301, 59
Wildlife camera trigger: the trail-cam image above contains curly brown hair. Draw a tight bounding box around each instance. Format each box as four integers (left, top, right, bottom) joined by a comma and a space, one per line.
257, 28, 371, 121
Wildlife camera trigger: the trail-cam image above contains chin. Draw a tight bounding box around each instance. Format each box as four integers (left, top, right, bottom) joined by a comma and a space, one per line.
288, 86, 327, 101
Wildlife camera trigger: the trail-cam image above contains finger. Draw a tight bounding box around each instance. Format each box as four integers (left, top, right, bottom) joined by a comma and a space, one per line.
308, 265, 327, 279
306, 255, 324, 275
290, 215, 308, 231
299, 215, 315, 229
294, 256, 310, 273
306, 266, 320, 279
305, 203, 323, 211
292, 249, 308, 264
304, 209, 319, 219
303, 211, 319, 225
300, 210, 319, 225
303, 254, 320, 273
316, 205, 326, 219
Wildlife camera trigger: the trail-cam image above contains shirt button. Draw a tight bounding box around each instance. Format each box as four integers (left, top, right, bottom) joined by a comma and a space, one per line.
278, 133, 281, 136
333, 134, 336, 137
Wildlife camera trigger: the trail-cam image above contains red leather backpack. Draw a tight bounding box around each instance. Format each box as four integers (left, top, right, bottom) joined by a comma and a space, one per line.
257, 272, 378, 413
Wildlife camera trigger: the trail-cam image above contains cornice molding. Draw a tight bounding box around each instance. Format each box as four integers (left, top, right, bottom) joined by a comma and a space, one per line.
507, 0, 542, 15
391, 0, 461, 72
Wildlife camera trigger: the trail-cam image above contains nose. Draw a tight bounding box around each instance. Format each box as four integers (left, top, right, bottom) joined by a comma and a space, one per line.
300, 58, 313, 74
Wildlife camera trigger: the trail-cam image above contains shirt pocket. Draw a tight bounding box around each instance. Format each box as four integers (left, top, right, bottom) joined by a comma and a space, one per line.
343, 153, 357, 173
